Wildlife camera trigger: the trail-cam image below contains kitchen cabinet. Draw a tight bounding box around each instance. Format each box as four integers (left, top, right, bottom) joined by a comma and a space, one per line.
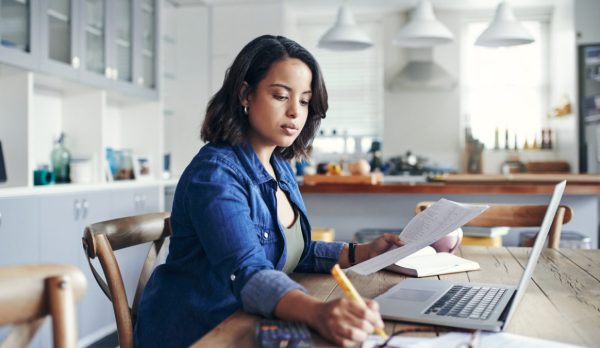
0, 185, 163, 345
108, 186, 159, 312
0, 0, 159, 99
0, 197, 41, 347
39, 0, 81, 79
38, 191, 115, 345
111, 186, 160, 217
79, 0, 160, 98
0, 0, 40, 69
0, 196, 40, 266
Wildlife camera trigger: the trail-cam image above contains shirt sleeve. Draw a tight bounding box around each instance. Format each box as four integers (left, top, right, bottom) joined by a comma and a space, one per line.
294, 240, 346, 273
183, 156, 305, 318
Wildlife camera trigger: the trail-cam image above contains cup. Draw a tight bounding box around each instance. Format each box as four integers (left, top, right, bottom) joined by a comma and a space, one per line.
70, 158, 93, 184
34, 168, 55, 186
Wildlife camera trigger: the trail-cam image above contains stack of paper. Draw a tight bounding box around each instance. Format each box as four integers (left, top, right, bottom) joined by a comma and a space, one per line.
349, 199, 488, 275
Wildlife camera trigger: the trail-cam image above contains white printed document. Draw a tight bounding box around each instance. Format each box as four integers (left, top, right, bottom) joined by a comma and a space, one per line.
348, 199, 488, 275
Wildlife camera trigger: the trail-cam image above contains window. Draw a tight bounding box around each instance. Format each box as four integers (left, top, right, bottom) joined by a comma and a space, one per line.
461, 20, 549, 149
295, 19, 384, 158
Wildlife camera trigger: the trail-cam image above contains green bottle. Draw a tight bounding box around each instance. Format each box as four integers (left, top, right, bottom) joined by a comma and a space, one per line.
51, 133, 71, 183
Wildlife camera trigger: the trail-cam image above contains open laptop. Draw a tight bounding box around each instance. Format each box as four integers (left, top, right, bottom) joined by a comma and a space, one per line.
0, 141, 6, 183
375, 180, 566, 331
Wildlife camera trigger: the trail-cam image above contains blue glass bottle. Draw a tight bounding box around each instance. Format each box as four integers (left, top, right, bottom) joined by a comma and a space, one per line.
51, 133, 71, 183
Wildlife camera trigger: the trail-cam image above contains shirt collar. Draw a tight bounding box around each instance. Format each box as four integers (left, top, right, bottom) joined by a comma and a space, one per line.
232, 141, 294, 186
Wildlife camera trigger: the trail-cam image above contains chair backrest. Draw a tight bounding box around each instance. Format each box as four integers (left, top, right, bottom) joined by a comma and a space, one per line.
82, 212, 171, 348
0, 264, 86, 348
415, 202, 573, 249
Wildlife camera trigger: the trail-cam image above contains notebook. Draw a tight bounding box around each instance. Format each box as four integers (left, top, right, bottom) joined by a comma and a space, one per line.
375, 181, 566, 332
386, 246, 480, 277
0, 141, 6, 183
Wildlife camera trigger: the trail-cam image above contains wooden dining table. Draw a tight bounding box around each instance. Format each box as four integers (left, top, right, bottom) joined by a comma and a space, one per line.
192, 247, 600, 347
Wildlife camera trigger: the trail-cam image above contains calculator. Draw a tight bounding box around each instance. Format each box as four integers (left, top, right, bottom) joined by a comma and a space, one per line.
255, 319, 314, 348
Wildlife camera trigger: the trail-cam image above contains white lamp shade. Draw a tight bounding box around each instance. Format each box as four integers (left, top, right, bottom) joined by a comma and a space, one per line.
475, 2, 534, 47
318, 5, 373, 51
393, 0, 454, 48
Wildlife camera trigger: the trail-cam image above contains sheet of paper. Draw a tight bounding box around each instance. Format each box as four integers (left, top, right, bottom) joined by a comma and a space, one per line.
361, 334, 434, 348
422, 332, 583, 348
349, 199, 488, 275
363, 332, 583, 348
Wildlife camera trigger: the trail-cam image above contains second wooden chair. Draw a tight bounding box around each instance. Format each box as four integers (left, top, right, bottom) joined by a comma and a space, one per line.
415, 202, 573, 249
0, 263, 87, 348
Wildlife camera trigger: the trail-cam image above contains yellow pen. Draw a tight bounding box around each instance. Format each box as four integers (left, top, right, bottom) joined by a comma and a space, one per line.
331, 264, 388, 338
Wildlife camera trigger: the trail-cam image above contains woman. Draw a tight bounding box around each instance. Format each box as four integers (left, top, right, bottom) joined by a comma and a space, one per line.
135, 35, 402, 347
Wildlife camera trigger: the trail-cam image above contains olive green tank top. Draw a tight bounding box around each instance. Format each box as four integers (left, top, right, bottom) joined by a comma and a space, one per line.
282, 212, 305, 274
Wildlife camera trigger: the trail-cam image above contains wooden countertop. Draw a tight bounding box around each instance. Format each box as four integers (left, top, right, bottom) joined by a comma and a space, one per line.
300, 174, 600, 195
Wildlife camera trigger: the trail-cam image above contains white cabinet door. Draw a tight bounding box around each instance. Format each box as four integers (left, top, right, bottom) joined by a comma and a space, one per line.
110, 186, 161, 218
108, 187, 159, 313
0, 197, 42, 348
0, 197, 40, 266
38, 191, 115, 346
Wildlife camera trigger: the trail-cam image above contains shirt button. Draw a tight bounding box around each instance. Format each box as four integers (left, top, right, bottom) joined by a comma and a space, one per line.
263, 232, 269, 238
230, 274, 236, 281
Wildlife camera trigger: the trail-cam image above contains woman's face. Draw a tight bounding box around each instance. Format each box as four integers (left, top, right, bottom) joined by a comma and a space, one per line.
244, 58, 312, 151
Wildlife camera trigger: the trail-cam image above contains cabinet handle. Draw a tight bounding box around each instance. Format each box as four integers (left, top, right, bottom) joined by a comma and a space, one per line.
82, 199, 89, 219
74, 199, 81, 220
0, 211, 3, 229
141, 195, 147, 210
134, 194, 141, 210
72, 56, 80, 69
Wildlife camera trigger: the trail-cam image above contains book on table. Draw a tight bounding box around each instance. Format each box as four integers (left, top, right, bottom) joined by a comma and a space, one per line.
386, 246, 480, 277
462, 226, 510, 238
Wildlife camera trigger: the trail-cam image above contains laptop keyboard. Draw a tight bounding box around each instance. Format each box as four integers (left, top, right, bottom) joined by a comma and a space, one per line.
425, 285, 507, 320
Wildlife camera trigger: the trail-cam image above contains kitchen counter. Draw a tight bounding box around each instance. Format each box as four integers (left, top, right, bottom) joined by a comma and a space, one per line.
300, 174, 600, 195
299, 174, 600, 248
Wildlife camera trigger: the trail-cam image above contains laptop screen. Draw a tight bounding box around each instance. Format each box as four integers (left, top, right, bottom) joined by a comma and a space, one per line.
502, 180, 566, 326
0, 141, 6, 183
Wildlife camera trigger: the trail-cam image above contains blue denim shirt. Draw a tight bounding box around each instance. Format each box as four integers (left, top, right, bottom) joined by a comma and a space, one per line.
134, 142, 345, 347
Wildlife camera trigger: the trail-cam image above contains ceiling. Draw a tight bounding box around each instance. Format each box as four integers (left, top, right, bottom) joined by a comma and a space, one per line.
168, 0, 560, 13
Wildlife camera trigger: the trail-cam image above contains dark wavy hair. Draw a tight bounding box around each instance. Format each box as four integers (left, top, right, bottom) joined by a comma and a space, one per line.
200, 35, 328, 160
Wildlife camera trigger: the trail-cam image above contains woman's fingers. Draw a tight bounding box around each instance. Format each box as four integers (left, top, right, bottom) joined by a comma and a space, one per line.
381, 233, 404, 246
318, 298, 386, 345
344, 299, 383, 330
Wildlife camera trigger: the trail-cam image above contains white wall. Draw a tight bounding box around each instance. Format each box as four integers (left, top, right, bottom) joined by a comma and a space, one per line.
383, 10, 462, 169
162, 4, 209, 178
548, 0, 578, 172
209, 0, 285, 94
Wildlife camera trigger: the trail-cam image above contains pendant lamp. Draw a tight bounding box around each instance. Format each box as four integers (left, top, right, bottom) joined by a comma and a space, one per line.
318, 1, 373, 51
393, 0, 454, 47
475, 1, 534, 47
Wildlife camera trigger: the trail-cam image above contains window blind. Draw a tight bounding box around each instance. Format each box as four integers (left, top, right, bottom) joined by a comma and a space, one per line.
295, 20, 384, 138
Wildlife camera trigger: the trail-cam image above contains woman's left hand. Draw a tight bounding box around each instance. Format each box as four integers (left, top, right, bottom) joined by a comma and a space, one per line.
363, 233, 404, 260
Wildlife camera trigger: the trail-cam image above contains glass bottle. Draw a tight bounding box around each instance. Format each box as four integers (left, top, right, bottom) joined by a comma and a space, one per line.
51, 133, 71, 183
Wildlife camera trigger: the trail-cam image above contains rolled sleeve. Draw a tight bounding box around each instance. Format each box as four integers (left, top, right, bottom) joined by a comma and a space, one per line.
313, 241, 345, 272
240, 269, 307, 318
296, 241, 345, 273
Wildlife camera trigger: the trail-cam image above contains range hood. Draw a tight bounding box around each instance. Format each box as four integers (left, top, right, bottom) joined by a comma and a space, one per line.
388, 48, 456, 91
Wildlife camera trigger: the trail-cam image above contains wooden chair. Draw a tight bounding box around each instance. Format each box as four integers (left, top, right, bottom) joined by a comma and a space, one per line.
81, 212, 171, 348
415, 202, 573, 249
0, 264, 86, 348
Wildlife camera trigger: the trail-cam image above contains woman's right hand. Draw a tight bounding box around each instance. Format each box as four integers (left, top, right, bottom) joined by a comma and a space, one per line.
310, 297, 384, 347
